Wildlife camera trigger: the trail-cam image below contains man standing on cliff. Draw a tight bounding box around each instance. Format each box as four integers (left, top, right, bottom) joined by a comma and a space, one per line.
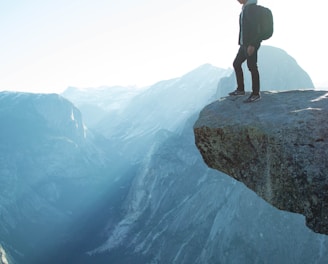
229, 0, 261, 102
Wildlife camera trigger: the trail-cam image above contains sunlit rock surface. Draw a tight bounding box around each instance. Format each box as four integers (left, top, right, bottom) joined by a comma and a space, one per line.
0, 245, 9, 264
194, 90, 328, 235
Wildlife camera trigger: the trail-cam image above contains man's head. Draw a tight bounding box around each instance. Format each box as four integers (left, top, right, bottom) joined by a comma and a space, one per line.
237, 0, 247, 4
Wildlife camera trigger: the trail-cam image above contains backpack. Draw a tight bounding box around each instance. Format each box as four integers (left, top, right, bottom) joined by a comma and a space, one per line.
256, 5, 274, 41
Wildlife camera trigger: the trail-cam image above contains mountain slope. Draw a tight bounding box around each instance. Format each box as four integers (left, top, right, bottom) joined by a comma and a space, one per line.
96, 64, 231, 161
61, 85, 145, 127
0, 92, 129, 264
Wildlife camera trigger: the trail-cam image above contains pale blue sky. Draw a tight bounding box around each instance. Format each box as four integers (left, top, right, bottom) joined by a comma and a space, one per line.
1, 0, 327, 93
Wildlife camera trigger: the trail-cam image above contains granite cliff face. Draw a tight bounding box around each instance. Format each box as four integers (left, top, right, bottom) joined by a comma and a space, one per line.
194, 90, 328, 235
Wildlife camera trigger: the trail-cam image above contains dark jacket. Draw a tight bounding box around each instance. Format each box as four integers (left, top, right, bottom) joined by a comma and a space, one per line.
238, 4, 261, 47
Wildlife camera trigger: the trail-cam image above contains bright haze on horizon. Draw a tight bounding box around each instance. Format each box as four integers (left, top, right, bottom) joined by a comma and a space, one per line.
1, 0, 327, 93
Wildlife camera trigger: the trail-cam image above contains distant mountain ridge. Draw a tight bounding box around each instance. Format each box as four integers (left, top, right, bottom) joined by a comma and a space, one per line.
63, 64, 231, 162
62, 85, 146, 127
63, 64, 231, 135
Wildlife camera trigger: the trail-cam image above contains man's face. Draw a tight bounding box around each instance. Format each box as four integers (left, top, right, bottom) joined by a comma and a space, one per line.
237, 0, 247, 4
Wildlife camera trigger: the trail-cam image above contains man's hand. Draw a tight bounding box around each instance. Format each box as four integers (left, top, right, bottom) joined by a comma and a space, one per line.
247, 45, 255, 56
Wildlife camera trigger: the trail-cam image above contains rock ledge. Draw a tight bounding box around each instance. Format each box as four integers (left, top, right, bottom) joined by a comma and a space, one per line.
194, 90, 328, 235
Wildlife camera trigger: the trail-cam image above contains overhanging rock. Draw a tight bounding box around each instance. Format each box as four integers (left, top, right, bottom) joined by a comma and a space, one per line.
194, 90, 328, 235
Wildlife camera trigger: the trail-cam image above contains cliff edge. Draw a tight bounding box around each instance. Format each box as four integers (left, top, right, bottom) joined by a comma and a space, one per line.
194, 90, 328, 235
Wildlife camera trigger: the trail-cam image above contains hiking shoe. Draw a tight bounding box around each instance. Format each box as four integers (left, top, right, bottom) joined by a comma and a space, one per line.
229, 89, 246, 96
244, 93, 261, 103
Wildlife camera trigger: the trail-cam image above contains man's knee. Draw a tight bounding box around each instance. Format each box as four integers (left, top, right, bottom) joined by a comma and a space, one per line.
233, 59, 242, 70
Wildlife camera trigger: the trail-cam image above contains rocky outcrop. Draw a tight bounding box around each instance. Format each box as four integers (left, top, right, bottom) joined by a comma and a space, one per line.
0, 246, 9, 264
194, 90, 328, 235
